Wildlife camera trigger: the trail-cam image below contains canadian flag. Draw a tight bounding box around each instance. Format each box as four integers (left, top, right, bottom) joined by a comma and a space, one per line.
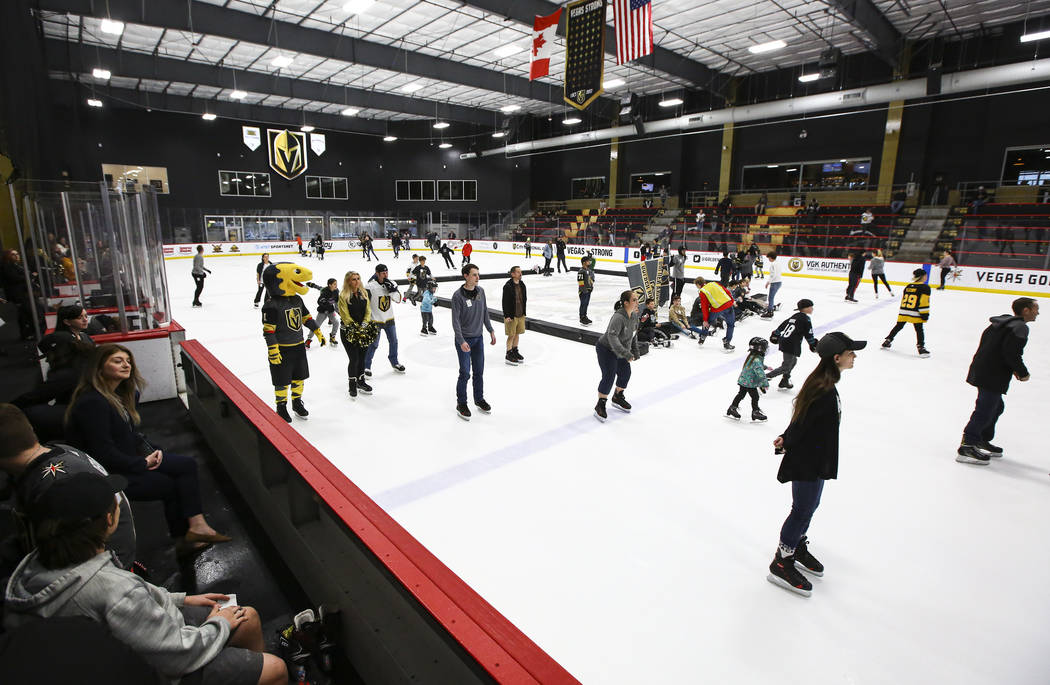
530, 9, 562, 81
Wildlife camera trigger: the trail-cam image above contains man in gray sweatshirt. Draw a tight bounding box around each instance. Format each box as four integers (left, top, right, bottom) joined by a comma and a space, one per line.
451, 263, 496, 421
191, 245, 211, 307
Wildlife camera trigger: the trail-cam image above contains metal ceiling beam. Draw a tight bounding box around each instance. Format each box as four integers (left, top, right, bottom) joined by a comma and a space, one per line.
50, 78, 391, 136
825, 0, 903, 66
46, 39, 496, 126
38, 0, 594, 111
455, 0, 726, 96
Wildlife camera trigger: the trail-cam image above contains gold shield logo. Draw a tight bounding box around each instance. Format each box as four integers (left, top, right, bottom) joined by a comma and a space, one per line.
285, 307, 303, 331
267, 129, 308, 180
788, 258, 804, 273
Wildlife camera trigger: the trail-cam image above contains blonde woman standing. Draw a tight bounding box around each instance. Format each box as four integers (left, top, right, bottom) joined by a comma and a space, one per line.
337, 271, 379, 399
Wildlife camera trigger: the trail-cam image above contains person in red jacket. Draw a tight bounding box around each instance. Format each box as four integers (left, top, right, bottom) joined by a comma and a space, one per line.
690, 277, 737, 352
461, 239, 473, 266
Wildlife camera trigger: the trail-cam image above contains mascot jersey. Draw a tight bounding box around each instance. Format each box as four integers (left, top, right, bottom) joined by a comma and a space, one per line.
261, 262, 320, 349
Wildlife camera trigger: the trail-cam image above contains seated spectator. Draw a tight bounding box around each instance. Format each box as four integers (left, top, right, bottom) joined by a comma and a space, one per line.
970, 185, 989, 214
0, 403, 137, 577
65, 344, 230, 554
668, 295, 703, 339
891, 189, 906, 214
637, 299, 675, 347
730, 278, 767, 317
4, 472, 287, 685
87, 313, 120, 335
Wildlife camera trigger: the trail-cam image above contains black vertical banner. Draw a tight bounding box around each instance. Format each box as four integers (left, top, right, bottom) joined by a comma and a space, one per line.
563, 0, 606, 111
626, 259, 670, 306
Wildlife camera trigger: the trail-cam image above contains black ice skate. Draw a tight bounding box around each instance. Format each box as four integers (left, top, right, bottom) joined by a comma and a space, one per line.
725, 405, 741, 420
611, 391, 632, 413
391, 363, 406, 374
356, 376, 373, 395
918, 347, 931, 358
505, 351, 521, 366
881, 339, 892, 349
428, 327, 438, 335
594, 399, 608, 423
276, 403, 292, 423
292, 399, 309, 418
511, 347, 524, 362
580, 316, 593, 326
976, 441, 1003, 457
767, 552, 813, 597
421, 328, 429, 337
475, 399, 492, 414
752, 409, 767, 422
456, 404, 472, 421
347, 379, 358, 399
723, 339, 736, 353
364, 368, 372, 377
778, 379, 794, 391
956, 443, 991, 465
794, 536, 824, 577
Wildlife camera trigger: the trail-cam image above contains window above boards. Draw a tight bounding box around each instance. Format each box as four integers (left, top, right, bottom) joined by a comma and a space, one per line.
102, 164, 169, 194
306, 175, 349, 200
396, 179, 477, 201
218, 170, 271, 197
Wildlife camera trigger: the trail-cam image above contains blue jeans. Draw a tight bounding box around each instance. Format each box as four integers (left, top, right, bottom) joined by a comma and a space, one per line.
779, 479, 824, 550
962, 387, 1005, 444
701, 307, 736, 343
579, 291, 591, 318
596, 343, 631, 395
672, 322, 705, 336
766, 281, 782, 313
365, 320, 399, 369
456, 336, 485, 404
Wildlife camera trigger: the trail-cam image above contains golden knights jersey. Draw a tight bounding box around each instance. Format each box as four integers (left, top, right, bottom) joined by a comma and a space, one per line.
897, 283, 931, 323
262, 295, 317, 346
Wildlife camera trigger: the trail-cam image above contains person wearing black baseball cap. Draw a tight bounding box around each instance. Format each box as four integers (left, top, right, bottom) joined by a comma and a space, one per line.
767, 331, 865, 597
766, 299, 818, 391
6, 471, 288, 685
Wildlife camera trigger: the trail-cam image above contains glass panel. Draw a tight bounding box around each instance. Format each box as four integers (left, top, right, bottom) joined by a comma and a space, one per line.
465, 181, 477, 201
396, 180, 409, 200
255, 174, 270, 197
571, 176, 605, 199
322, 177, 335, 199
306, 176, 320, 198
438, 180, 451, 201
450, 181, 463, 201
335, 178, 348, 199
219, 172, 233, 195
422, 181, 435, 201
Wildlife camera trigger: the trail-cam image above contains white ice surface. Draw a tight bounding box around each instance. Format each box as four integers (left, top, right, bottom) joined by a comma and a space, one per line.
168, 247, 1050, 685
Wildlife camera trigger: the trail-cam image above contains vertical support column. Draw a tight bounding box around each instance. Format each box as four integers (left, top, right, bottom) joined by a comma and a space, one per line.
718, 123, 734, 199
877, 101, 904, 204
608, 137, 620, 209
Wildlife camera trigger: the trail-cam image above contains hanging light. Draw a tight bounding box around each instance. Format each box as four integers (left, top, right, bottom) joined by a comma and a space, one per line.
563, 117, 582, 125
501, 104, 521, 113
383, 135, 397, 142
604, 78, 625, 88
230, 89, 247, 99
341, 107, 359, 116
100, 19, 124, 35
438, 142, 452, 149
492, 131, 507, 138
301, 125, 315, 132
92, 68, 111, 80
87, 98, 103, 107
202, 113, 217, 120
658, 97, 683, 108
748, 40, 786, 54
798, 73, 820, 83
433, 121, 450, 129
1020, 29, 1050, 43
271, 54, 293, 68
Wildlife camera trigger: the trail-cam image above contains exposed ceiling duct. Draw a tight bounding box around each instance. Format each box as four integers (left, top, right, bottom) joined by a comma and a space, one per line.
481, 58, 1050, 158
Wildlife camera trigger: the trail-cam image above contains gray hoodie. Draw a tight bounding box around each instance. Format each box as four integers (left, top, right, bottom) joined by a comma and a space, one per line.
4, 550, 229, 682
869, 256, 885, 275
598, 307, 641, 359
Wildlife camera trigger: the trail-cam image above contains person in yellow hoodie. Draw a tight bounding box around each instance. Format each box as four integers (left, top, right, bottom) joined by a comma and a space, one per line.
880, 268, 931, 357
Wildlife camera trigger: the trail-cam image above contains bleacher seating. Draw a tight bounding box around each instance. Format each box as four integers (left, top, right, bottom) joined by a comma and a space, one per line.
943, 203, 1050, 268
520, 206, 660, 245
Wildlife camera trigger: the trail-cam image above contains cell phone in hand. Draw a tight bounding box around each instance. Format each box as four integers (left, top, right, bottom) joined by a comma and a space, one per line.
217, 594, 238, 609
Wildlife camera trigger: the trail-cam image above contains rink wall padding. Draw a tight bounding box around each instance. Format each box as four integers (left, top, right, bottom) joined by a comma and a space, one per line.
180, 340, 580, 685
165, 240, 1050, 298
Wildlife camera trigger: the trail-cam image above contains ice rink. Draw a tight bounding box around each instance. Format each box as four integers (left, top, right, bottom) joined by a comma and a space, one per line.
167, 245, 1049, 685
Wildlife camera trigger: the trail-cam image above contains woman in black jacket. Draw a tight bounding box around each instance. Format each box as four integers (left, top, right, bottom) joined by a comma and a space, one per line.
768, 331, 865, 597
66, 344, 230, 553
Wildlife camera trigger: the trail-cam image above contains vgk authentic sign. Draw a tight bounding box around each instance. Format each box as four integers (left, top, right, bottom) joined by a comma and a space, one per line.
267, 129, 308, 180
563, 0, 606, 110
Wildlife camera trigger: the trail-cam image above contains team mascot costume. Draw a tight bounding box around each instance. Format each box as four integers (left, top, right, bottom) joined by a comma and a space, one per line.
262, 262, 323, 422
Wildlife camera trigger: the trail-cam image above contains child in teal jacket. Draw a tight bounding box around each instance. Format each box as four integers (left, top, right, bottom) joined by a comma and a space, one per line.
420, 282, 437, 335
727, 337, 770, 422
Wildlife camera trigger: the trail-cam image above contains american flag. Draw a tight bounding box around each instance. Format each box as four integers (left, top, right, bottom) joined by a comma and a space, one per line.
614, 0, 653, 65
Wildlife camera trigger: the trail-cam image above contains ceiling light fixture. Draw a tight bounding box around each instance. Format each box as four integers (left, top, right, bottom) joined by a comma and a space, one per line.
604, 78, 625, 88
798, 73, 820, 83
658, 97, 683, 107
563, 117, 582, 125
383, 135, 397, 142
100, 19, 124, 35
230, 89, 247, 100
202, 113, 217, 121
438, 142, 452, 149
500, 104, 521, 113
270, 54, 293, 68
92, 68, 111, 80
341, 107, 359, 116
785, 168, 798, 172
433, 121, 450, 129
1020, 29, 1050, 42
492, 131, 507, 138
87, 98, 103, 107
767, 164, 779, 168
301, 125, 315, 132
402, 83, 423, 93
748, 39, 787, 54
343, 0, 376, 15
494, 44, 521, 58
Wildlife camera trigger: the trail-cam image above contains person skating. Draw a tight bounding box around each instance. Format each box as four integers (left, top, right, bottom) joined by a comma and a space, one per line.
670, 247, 688, 299
726, 337, 770, 422
420, 280, 438, 336
578, 255, 595, 325
714, 251, 733, 286
451, 264, 496, 420
762, 252, 782, 318
542, 242, 554, 276
391, 233, 401, 259
364, 264, 405, 377
555, 236, 568, 273
524, 237, 532, 259
881, 269, 931, 357
314, 234, 325, 261
844, 251, 868, 302
690, 277, 737, 352
404, 254, 420, 305
593, 290, 641, 422
767, 299, 818, 390
439, 241, 456, 269
305, 278, 339, 349
956, 297, 1039, 465
501, 266, 527, 365
190, 245, 211, 308
337, 271, 378, 399
410, 256, 432, 306
253, 253, 271, 308
768, 332, 866, 597
261, 262, 323, 421
461, 239, 473, 266
295, 233, 305, 257
937, 250, 955, 290
869, 249, 892, 298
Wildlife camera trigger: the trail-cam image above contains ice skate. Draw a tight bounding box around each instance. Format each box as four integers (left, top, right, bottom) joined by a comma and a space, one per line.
767, 552, 812, 597
391, 363, 406, 374
611, 391, 632, 413
956, 443, 991, 465
505, 351, 521, 366
456, 404, 472, 421
420, 328, 429, 337
777, 379, 793, 391
475, 399, 492, 414
276, 403, 292, 423
794, 536, 824, 577
292, 399, 309, 418
511, 348, 524, 362
356, 377, 372, 395
347, 379, 357, 399
918, 347, 931, 358
594, 399, 608, 422
976, 441, 1003, 457
723, 339, 735, 353
881, 339, 892, 349
751, 409, 767, 422
725, 405, 741, 420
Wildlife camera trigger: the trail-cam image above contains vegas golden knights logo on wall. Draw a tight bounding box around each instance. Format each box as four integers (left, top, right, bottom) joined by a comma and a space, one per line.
267, 129, 308, 180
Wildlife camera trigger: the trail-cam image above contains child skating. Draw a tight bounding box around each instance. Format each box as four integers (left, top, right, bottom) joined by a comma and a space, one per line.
420, 280, 438, 336
881, 268, 931, 357
726, 337, 770, 422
